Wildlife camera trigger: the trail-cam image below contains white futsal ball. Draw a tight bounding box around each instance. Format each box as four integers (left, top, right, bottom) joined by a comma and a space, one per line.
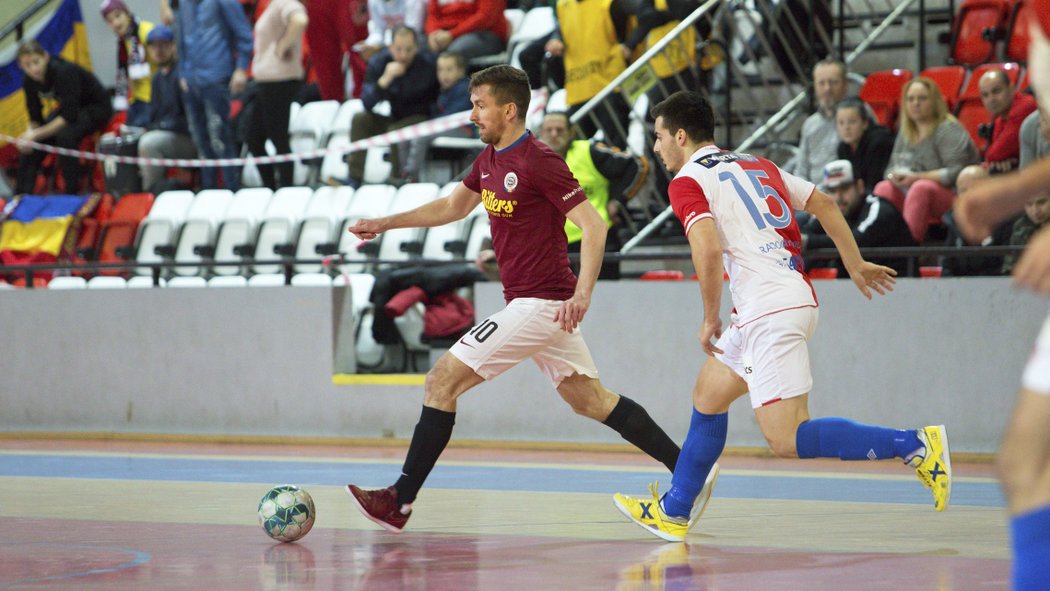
258, 485, 316, 542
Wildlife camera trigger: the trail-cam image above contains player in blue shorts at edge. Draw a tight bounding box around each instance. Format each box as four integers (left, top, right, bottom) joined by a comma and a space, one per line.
343, 65, 707, 533
613, 91, 952, 542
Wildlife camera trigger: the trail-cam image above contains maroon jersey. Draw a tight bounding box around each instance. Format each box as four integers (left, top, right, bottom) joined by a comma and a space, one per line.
463, 131, 588, 302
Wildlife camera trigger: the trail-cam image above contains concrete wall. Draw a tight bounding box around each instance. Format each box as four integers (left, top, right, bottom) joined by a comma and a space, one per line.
0, 277, 1042, 454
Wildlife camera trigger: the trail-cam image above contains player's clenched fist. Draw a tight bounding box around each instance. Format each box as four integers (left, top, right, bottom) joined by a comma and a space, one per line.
347, 218, 384, 240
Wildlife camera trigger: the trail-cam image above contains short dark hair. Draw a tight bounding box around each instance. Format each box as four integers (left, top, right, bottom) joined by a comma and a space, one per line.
833, 97, 874, 126
650, 91, 715, 143
391, 25, 418, 46
438, 51, 466, 72
469, 65, 531, 122
17, 39, 47, 59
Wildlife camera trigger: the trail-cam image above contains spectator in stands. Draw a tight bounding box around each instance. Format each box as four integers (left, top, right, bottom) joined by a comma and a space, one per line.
345, 25, 439, 187
549, 0, 632, 149
177, 0, 254, 191
355, 0, 426, 62
14, 40, 113, 195
790, 58, 848, 184
306, 0, 370, 100
246, 0, 309, 190
518, 4, 564, 91
137, 25, 198, 193
1020, 109, 1050, 169
425, 0, 508, 61
101, 0, 156, 128
874, 77, 979, 244
980, 68, 1038, 174
401, 51, 475, 183
834, 97, 893, 194
801, 159, 915, 276
941, 165, 1014, 276
538, 110, 647, 279
1003, 190, 1050, 275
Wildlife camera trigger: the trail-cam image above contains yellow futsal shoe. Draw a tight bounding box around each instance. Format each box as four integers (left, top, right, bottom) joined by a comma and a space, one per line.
688, 463, 720, 530
613, 482, 688, 542
911, 425, 952, 511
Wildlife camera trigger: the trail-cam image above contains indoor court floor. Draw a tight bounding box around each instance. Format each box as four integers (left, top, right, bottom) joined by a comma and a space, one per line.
0, 438, 1010, 590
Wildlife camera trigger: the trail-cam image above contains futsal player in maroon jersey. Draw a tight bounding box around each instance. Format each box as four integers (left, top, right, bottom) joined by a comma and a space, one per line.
343, 65, 694, 533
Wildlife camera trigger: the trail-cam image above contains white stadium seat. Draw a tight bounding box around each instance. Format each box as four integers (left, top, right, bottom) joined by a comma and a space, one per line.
173, 189, 234, 276
294, 186, 356, 273
134, 190, 194, 277
253, 186, 313, 275
213, 187, 273, 276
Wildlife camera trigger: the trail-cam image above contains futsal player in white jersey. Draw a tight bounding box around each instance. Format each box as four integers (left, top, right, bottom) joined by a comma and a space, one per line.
613, 91, 952, 543
953, 9, 1050, 588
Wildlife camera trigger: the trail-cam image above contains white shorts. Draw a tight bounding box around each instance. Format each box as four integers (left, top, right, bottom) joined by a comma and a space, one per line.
449, 298, 599, 387
715, 306, 818, 408
1022, 311, 1050, 395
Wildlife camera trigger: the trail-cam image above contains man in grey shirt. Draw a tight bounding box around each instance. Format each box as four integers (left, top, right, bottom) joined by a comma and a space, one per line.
1020, 108, 1050, 169
791, 58, 848, 184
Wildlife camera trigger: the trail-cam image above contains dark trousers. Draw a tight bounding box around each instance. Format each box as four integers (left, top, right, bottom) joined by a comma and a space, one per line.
16, 105, 111, 195
569, 93, 631, 150
247, 79, 302, 190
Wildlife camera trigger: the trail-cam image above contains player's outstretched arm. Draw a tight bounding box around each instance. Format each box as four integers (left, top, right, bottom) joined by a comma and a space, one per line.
557, 200, 608, 333
686, 218, 725, 357
805, 189, 896, 299
346, 183, 482, 240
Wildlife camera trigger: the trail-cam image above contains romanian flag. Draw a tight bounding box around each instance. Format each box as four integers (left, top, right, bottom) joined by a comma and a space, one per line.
0, 194, 98, 272
0, 0, 93, 146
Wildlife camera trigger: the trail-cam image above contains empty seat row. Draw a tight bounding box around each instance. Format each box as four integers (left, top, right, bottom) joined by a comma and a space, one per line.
126, 183, 491, 279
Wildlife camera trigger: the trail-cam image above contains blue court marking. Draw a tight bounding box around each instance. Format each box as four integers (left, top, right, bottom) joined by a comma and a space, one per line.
0, 542, 151, 584
0, 453, 1004, 507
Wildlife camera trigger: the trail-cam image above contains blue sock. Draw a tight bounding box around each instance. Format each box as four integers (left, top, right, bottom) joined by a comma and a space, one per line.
1011, 505, 1050, 591
795, 417, 921, 461
662, 410, 727, 519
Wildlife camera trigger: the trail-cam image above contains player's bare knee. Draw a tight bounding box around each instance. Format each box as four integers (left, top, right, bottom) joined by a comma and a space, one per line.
766, 435, 799, 459
557, 376, 615, 420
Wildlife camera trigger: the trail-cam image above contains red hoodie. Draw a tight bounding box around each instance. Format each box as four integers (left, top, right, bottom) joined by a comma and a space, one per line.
426, 0, 508, 42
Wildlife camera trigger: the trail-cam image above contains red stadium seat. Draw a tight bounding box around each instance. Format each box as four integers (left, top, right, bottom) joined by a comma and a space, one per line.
919, 66, 967, 111
71, 192, 116, 274
640, 269, 685, 281
808, 267, 838, 279
858, 69, 914, 129
1004, 0, 1033, 63
949, 0, 1012, 65
95, 192, 155, 276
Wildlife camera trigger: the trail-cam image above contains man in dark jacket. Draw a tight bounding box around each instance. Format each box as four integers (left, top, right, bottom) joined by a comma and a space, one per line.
345, 26, 439, 187
15, 40, 113, 195
801, 159, 916, 275
137, 25, 197, 193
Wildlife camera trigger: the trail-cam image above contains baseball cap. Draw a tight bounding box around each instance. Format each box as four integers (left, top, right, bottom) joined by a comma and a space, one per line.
146, 25, 175, 44
821, 159, 856, 191
100, 0, 129, 16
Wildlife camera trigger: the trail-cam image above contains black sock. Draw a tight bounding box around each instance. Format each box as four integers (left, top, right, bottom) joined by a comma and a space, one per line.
393, 405, 456, 505
603, 395, 681, 472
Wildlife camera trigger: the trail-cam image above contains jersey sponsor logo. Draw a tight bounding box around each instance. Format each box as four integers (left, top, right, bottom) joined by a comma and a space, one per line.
504, 172, 519, 193
757, 238, 801, 254
481, 172, 490, 179
481, 188, 517, 217
696, 151, 758, 168
562, 185, 583, 201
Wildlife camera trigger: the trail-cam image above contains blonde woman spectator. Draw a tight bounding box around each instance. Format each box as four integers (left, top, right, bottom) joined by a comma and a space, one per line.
873, 77, 979, 243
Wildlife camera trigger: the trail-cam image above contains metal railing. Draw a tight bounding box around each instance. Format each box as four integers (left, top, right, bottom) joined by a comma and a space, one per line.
0, 0, 55, 46
0, 245, 1023, 288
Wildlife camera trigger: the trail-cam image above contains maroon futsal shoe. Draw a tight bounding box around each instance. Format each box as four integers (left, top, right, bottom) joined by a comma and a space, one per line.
346, 484, 411, 532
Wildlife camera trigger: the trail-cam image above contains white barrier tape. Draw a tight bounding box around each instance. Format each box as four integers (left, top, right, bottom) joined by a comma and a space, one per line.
0, 88, 551, 169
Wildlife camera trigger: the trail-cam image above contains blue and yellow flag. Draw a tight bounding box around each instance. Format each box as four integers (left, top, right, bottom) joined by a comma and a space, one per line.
0, 0, 93, 145
0, 194, 91, 266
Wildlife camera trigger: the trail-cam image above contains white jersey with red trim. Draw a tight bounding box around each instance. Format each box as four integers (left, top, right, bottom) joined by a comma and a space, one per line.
669, 145, 818, 326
